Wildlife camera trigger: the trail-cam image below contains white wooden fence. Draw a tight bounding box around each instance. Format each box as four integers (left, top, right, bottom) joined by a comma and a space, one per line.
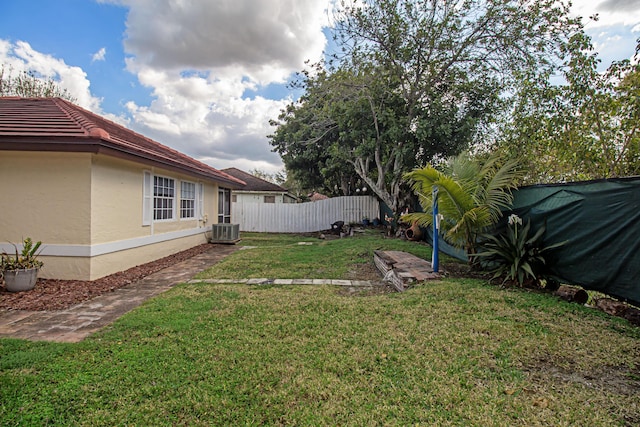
232, 196, 380, 233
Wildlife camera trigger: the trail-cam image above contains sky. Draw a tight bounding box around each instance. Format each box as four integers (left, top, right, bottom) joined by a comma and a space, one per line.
1, 0, 640, 175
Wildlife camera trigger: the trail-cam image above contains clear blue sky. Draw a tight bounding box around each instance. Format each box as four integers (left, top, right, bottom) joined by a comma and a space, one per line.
1, 0, 639, 174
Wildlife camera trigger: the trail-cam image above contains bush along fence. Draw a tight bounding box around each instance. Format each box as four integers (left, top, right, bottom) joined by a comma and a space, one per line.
428, 177, 640, 308
231, 195, 380, 233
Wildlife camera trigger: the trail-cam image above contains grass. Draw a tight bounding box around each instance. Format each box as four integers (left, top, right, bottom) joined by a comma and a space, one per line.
1, 232, 639, 426
195, 231, 435, 280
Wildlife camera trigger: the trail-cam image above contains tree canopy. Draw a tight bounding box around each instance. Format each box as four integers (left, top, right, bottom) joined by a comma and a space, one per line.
269, 0, 581, 215
498, 34, 640, 182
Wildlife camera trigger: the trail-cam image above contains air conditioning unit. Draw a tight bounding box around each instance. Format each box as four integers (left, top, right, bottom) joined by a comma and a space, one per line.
210, 223, 240, 244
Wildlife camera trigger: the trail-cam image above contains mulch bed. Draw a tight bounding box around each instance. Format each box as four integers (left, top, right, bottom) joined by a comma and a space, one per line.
0, 244, 212, 311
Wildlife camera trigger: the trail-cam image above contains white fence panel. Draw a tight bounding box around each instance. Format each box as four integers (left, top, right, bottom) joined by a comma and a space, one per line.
232, 196, 380, 233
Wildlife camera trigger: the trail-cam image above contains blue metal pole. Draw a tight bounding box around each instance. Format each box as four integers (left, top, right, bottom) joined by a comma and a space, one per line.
432, 186, 439, 273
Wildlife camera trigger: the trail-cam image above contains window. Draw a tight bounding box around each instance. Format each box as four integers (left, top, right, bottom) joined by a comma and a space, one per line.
264, 195, 275, 203
154, 176, 175, 220
232, 194, 237, 203
180, 181, 196, 219
218, 188, 231, 223
143, 174, 203, 224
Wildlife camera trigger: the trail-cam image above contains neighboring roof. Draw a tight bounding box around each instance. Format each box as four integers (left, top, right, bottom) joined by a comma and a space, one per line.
221, 167, 289, 193
0, 97, 245, 188
308, 192, 329, 201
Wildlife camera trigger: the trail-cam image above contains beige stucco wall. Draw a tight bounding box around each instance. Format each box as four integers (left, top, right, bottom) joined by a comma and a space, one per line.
89, 233, 207, 281
90, 155, 217, 242
38, 256, 91, 281
1, 151, 224, 281
0, 151, 92, 244
90, 155, 148, 243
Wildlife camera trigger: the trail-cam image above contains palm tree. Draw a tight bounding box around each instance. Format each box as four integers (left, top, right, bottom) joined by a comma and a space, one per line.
403, 151, 523, 264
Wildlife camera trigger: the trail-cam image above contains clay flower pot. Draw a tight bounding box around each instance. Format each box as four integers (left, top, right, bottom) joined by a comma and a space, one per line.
405, 221, 422, 241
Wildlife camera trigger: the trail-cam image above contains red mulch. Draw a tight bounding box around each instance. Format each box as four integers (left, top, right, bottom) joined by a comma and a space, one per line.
0, 244, 212, 312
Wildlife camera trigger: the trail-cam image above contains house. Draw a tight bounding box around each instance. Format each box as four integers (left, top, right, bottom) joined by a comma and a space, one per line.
221, 167, 297, 204
0, 97, 245, 281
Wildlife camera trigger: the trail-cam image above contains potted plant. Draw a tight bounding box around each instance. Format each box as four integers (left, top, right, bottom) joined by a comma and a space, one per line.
1, 237, 44, 292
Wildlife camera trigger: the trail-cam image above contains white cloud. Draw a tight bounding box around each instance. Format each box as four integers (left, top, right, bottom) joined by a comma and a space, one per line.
119, 0, 329, 83
569, 1, 640, 69
0, 40, 102, 112
572, 0, 640, 28
92, 47, 107, 62
123, 67, 288, 168
111, 0, 331, 172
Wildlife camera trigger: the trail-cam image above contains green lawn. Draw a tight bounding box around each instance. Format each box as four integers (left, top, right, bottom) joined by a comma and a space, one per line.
1, 232, 638, 426
195, 231, 435, 280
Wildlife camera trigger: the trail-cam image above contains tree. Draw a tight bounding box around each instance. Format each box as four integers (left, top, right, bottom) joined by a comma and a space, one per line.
270, 66, 377, 197
403, 151, 523, 264
269, 0, 580, 218
0, 64, 76, 102
499, 34, 640, 182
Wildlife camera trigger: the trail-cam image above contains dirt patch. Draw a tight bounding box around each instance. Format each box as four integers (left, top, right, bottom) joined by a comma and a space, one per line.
0, 244, 213, 311
440, 261, 493, 280
525, 356, 640, 397
332, 262, 392, 296
347, 262, 385, 281
523, 358, 640, 426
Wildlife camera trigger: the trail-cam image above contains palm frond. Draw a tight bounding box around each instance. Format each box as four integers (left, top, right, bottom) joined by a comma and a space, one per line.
483, 157, 523, 222
405, 151, 523, 259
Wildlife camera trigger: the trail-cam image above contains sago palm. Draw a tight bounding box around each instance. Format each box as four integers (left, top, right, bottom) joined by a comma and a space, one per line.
403, 151, 523, 264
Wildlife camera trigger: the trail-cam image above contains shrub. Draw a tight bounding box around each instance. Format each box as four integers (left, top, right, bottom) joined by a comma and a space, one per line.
477, 214, 565, 286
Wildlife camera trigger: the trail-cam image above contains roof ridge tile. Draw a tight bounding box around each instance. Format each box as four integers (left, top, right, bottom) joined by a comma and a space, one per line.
53, 98, 97, 136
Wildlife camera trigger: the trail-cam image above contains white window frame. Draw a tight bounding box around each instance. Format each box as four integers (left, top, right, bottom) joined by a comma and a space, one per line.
180, 181, 196, 219
153, 175, 176, 221
143, 171, 152, 226
144, 173, 203, 225
197, 182, 204, 220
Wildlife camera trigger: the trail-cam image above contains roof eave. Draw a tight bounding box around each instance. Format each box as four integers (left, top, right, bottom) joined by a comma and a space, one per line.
0, 137, 246, 188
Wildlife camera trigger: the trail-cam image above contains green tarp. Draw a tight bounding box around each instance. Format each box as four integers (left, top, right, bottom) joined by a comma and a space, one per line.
510, 177, 640, 307
425, 177, 640, 306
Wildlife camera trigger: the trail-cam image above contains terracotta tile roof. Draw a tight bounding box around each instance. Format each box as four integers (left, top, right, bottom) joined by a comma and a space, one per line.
221, 167, 289, 192
308, 192, 329, 201
0, 97, 245, 187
